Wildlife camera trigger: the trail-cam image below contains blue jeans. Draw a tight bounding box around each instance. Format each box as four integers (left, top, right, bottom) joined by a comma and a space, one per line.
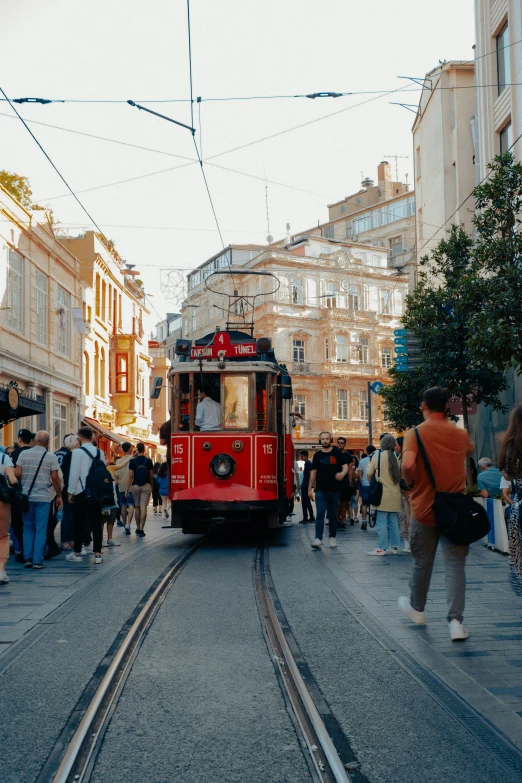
315, 491, 340, 540
23, 501, 51, 565
376, 510, 400, 550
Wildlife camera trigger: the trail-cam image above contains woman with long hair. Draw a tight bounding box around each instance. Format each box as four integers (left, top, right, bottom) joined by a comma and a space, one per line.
366, 434, 402, 556
152, 461, 163, 516
499, 404, 522, 595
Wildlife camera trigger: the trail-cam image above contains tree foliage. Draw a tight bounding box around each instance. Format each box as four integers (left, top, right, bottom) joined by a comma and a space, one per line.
470, 152, 522, 372
380, 368, 425, 431
0, 170, 34, 207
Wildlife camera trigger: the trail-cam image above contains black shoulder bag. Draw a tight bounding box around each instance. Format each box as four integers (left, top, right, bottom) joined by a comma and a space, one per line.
0, 454, 13, 504
414, 429, 490, 546
368, 450, 383, 507
17, 451, 47, 513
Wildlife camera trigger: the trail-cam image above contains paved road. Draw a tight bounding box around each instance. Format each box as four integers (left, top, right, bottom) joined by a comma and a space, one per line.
91, 539, 312, 783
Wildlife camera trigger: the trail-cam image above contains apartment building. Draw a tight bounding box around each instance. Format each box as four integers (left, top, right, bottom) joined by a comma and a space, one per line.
0, 184, 83, 449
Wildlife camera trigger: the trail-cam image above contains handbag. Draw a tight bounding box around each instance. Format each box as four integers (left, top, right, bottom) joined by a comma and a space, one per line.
414, 429, 490, 546
0, 454, 12, 504
17, 450, 47, 513
368, 450, 383, 507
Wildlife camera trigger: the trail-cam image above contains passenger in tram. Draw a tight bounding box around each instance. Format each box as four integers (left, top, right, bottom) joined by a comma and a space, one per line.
195, 386, 221, 431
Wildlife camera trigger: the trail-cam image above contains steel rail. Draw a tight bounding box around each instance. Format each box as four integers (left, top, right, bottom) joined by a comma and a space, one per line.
51, 539, 203, 783
254, 542, 352, 783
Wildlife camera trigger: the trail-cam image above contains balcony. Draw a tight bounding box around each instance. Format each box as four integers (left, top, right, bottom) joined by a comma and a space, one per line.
326, 308, 378, 323
292, 362, 311, 375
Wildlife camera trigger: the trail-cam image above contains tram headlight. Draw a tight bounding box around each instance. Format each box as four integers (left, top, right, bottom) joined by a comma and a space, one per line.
210, 453, 236, 480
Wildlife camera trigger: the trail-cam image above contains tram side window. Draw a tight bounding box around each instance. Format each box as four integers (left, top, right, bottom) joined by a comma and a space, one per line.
224, 375, 249, 429
255, 373, 268, 432
194, 373, 221, 431
179, 373, 191, 431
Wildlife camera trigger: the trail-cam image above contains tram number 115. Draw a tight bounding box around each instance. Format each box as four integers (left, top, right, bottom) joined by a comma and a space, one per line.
173, 444, 184, 455
262, 444, 273, 455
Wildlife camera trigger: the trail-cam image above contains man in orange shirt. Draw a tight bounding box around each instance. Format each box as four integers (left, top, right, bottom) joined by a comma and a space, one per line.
398, 387, 475, 642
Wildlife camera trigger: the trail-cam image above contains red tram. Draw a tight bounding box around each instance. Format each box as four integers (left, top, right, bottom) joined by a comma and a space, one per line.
168, 327, 295, 534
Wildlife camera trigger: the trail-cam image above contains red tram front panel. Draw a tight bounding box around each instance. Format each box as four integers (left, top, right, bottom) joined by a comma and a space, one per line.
254, 435, 278, 495
170, 435, 191, 495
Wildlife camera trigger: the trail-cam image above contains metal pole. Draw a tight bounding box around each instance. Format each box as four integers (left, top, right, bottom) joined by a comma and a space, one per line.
367, 381, 373, 445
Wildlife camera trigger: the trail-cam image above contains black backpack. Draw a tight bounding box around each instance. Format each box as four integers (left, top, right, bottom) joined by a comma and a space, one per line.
133, 456, 150, 487
80, 447, 115, 505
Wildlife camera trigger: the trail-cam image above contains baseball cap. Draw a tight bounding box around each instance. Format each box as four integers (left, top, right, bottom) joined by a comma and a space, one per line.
18, 428, 35, 442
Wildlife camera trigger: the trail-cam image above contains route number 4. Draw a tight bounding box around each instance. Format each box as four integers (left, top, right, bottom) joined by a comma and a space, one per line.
173, 444, 184, 455
263, 444, 273, 454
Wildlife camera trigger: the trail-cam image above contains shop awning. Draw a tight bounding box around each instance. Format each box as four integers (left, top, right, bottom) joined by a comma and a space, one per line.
82, 417, 128, 445
0, 385, 45, 428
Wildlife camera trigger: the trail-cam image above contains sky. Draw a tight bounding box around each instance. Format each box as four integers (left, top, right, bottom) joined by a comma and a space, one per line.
2, 0, 475, 332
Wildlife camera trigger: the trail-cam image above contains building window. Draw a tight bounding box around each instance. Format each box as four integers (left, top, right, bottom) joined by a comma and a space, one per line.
346, 285, 360, 310
293, 339, 305, 363
321, 246, 332, 256
380, 288, 392, 315
360, 390, 369, 420
353, 213, 371, 234
381, 347, 392, 368
373, 254, 383, 267
345, 221, 352, 239
353, 336, 369, 364
324, 389, 330, 419
395, 290, 404, 315
35, 271, 48, 345
380, 206, 388, 226
84, 351, 90, 396
94, 342, 100, 396
323, 225, 335, 239
408, 195, 415, 215
336, 334, 348, 362
293, 394, 306, 417
100, 346, 106, 398
340, 204, 346, 214
415, 146, 421, 178
116, 353, 128, 392
337, 389, 349, 420
497, 21, 510, 96
325, 283, 337, 308
325, 338, 330, 361
372, 210, 380, 228
107, 284, 112, 323
6, 249, 23, 334
390, 236, 403, 257
500, 121, 513, 154
290, 278, 304, 304
355, 198, 361, 206
101, 280, 106, 322
53, 402, 68, 452
57, 288, 71, 357
95, 274, 101, 317
192, 309, 197, 331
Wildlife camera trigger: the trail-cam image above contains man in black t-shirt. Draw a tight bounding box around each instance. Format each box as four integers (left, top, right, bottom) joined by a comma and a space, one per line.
127, 442, 154, 536
336, 437, 355, 529
308, 432, 348, 549
10, 429, 35, 561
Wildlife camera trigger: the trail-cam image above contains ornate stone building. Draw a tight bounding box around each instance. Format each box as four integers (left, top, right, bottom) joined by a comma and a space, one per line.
183, 237, 409, 449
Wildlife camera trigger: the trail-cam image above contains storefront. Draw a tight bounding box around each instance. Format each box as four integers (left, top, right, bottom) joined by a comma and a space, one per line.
0, 381, 46, 444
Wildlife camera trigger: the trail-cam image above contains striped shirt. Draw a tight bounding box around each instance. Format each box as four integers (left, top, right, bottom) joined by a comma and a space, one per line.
17, 446, 60, 502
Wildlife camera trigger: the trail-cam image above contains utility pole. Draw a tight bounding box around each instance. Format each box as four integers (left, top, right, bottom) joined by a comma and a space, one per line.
367, 381, 373, 445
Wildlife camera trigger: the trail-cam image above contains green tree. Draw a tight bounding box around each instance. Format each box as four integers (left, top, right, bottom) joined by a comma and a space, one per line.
380, 367, 425, 431
383, 226, 507, 433
0, 170, 34, 207
471, 152, 522, 372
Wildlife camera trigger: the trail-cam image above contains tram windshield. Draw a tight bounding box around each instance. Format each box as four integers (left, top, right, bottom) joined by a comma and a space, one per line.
172, 370, 275, 432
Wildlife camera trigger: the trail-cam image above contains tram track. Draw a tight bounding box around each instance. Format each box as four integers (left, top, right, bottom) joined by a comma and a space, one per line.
38, 537, 204, 783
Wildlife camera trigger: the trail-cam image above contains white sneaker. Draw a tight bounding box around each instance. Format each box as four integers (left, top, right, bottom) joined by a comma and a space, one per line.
0, 569, 9, 584
402, 540, 411, 552
94, 555, 103, 564
80, 545, 89, 556
367, 548, 386, 556
101, 540, 108, 547
66, 552, 83, 563
398, 596, 426, 625
449, 619, 469, 641
106, 539, 121, 547
311, 538, 323, 549
329, 538, 337, 548
388, 546, 399, 555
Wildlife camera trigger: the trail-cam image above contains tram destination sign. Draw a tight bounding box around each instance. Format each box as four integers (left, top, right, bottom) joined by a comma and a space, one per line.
190, 331, 256, 359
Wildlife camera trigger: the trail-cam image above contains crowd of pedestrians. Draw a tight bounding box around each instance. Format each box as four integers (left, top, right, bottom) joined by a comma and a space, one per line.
0, 426, 169, 583
302, 386, 522, 642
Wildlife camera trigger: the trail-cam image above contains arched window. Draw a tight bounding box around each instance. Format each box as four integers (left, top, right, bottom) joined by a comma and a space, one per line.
346, 285, 360, 311
84, 351, 90, 396
100, 347, 106, 398
289, 278, 304, 305
94, 342, 100, 397
380, 288, 392, 315
101, 280, 107, 322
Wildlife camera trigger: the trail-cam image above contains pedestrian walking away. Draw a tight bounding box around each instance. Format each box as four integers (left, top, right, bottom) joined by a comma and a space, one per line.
308, 432, 348, 549
114, 442, 135, 535
298, 450, 315, 523
367, 435, 401, 556
0, 448, 18, 584
152, 461, 163, 515
15, 431, 63, 569
54, 433, 79, 552
66, 426, 112, 564
396, 436, 412, 551
357, 444, 376, 530
499, 404, 522, 595
9, 428, 34, 562
335, 437, 355, 529
127, 443, 154, 536
398, 387, 475, 641
158, 461, 170, 519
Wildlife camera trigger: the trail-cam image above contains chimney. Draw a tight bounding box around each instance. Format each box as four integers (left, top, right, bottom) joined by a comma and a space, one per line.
378, 161, 391, 186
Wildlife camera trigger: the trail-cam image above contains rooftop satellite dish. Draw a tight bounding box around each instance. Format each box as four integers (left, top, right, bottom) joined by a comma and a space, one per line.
266, 235, 273, 244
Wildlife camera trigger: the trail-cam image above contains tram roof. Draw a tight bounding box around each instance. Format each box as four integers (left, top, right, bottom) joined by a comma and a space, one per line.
169, 360, 282, 375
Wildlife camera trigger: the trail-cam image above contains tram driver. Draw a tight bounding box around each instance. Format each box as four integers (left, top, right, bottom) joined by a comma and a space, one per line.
196, 385, 221, 431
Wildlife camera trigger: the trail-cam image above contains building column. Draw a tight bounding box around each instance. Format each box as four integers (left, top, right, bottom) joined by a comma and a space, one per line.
46, 388, 54, 436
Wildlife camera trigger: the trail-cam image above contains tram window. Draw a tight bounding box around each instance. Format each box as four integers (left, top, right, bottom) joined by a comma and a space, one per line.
178, 373, 191, 431
255, 374, 268, 431
223, 375, 249, 429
